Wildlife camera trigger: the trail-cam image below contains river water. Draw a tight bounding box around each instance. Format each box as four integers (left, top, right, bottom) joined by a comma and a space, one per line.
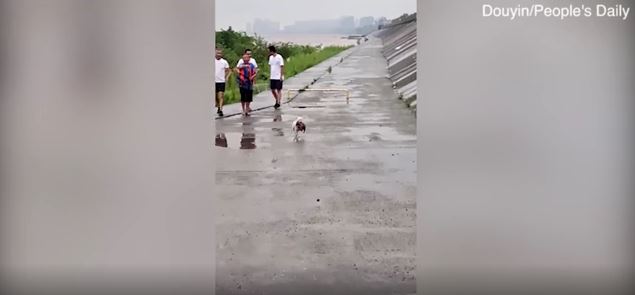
258, 33, 359, 47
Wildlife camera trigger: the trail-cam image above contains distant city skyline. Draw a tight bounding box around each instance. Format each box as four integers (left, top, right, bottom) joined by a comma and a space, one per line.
215, 0, 416, 31
238, 15, 389, 35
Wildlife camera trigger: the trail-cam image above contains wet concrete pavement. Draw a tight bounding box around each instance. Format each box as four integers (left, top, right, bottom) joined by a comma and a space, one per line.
215, 36, 417, 295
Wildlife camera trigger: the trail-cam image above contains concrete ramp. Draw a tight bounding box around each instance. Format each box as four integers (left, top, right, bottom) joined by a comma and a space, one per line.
215, 36, 416, 294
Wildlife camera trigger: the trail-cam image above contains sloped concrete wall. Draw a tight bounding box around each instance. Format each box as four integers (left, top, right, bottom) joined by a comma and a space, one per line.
376, 15, 417, 114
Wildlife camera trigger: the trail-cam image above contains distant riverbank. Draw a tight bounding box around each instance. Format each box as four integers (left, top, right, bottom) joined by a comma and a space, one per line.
258, 33, 359, 47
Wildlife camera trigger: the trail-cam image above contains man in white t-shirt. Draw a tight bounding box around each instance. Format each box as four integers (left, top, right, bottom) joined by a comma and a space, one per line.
214, 48, 230, 117
236, 48, 258, 112
268, 45, 284, 109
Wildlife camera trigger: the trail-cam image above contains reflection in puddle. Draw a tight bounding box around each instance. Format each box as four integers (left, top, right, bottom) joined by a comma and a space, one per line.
240, 133, 256, 149
272, 128, 284, 136
272, 111, 284, 136
215, 133, 228, 148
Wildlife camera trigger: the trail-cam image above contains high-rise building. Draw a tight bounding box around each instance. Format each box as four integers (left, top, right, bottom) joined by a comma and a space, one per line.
284, 19, 339, 34
359, 16, 375, 28
339, 16, 355, 34
253, 18, 280, 35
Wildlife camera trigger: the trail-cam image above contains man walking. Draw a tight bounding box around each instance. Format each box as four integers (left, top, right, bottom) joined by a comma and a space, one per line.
268, 45, 284, 109
214, 48, 230, 117
236, 48, 258, 112
236, 54, 257, 116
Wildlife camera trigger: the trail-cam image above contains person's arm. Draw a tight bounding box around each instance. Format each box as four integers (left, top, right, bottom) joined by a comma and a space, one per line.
252, 60, 259, 77
280, 56, 285, 80
225, 66, 231, 81
250, 65, 257, 81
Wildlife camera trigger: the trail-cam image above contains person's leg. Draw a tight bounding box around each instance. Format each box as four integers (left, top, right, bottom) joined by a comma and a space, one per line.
271, 79, 281, 108
246, 89, 253, 115
279, 80, 284, 104
240, 88, 246, 115
218, 92, 224, 116
217, 83, 225, 112
275, 81, 282, 105
215, 91, 220, 112
215, 83, 221, 113
270, 79, 277, 104
246, 88, 252, 112
271, 89, 278, 105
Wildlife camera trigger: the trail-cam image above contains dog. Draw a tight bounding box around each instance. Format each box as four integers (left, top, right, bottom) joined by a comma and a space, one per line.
292, 117, 306, 141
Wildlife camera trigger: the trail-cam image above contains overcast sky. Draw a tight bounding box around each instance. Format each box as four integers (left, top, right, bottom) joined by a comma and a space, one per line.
215, 0, 416, 31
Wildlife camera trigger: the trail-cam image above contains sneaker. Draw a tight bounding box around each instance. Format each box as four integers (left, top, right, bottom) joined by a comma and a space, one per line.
274, 103, 280, 109
218, 110, 223, 117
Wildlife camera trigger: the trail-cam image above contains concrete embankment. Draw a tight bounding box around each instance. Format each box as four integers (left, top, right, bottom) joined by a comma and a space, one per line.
375, 14, 417, 114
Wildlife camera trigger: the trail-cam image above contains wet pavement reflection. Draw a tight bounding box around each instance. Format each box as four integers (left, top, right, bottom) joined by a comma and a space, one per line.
215, 37, 417, 293
215, 133, 228, 148
272, 128, 284, 136
240, 120, 256, 149
240, 132, 256, 149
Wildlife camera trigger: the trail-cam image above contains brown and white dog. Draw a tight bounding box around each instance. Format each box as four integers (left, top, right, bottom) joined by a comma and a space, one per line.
292, 117, 306, 141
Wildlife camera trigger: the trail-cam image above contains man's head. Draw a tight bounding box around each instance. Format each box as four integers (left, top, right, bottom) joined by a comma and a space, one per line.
242, 53, 250, 63
215, 48, 222, 59
244, 49, 252, 58
268, 45, 276, 55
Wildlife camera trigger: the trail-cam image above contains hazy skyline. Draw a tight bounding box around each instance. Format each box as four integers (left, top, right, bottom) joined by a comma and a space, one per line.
215, 0, 416, 31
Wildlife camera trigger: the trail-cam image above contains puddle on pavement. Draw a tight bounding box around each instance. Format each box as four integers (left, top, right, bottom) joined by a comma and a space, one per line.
290, 105, 326, 109
215, 133, 228, 148
342, 125, 416, 142
215, 98, 414, 149
330, 66, 385, 78
240, 133, 256, 149
267, 112, 306, 123
214, 132, 271, 150
272, 128, 284, 136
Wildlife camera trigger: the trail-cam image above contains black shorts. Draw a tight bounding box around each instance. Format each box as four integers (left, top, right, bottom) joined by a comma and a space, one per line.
270, 79, 283, 90
239, 88, 253, 102
215, 82, 226, 93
